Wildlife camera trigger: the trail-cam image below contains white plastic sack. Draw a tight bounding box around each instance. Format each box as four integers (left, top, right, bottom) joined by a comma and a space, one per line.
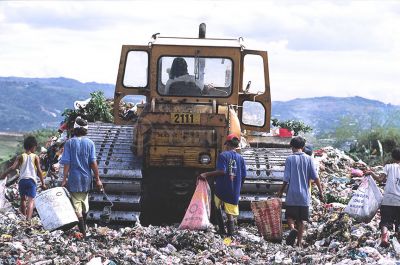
179, 179, 212, 230
0, 177, 12, 212
344, 175, 382, 222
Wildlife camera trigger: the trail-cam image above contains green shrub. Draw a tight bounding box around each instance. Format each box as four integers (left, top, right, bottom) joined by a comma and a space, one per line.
271, 118, 313, 136
62, 91, 113, 130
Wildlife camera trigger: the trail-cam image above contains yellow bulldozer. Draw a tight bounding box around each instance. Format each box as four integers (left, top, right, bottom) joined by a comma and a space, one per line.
86, 24, 291, 225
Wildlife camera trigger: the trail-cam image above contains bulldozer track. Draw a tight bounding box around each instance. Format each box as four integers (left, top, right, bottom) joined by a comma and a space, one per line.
87, 123, 142, 224
239, 147, 292, 221
86, 123, 291, 224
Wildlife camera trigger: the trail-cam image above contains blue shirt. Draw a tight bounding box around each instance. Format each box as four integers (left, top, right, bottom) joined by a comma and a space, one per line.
215, 150, 246, 205
60, 137, 96, 193
284, 152, 318, 206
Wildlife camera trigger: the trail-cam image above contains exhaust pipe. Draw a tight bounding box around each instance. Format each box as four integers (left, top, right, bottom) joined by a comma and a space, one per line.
199, 23, 206, 39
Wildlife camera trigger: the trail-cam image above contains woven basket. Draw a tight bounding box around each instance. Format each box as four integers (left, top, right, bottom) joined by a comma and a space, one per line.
251, 198, 283, 242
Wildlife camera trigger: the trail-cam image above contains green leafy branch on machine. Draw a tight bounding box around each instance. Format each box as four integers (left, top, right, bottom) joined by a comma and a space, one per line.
271, 118, 313, 136
61, 91, 114, 134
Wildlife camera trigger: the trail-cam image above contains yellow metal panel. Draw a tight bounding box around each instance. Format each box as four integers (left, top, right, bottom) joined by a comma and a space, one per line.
150, 128, 215, 147
148, 146, 215, 168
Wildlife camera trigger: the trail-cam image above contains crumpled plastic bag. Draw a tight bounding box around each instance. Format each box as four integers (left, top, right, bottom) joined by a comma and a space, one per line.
0, 177, 12, 212
351, 168, 364, 177
251, 198, 282, 242
179, 179, 211, 230
344, 175, 382, 223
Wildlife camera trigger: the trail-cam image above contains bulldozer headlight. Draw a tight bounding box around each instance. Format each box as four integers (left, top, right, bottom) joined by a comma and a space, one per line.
199, 153, 211, 164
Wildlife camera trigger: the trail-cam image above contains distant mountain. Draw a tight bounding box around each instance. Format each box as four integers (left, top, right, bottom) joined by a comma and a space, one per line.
272, 96, 400, 135
1, 77, 399, 134
0, 77, 114, 131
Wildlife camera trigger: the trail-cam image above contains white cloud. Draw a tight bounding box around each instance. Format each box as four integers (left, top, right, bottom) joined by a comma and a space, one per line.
0, 0, 399, 105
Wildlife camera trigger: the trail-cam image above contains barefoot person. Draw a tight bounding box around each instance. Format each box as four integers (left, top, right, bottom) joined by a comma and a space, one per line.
1, 136, 46, 222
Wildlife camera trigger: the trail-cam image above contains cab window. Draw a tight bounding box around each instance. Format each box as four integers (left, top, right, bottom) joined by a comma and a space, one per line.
157, 56, 232, 97
242, 54, 265, 94
123, 51, 148, 88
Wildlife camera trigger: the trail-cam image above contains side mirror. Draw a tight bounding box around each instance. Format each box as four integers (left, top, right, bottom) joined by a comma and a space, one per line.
242, 101, 265, 127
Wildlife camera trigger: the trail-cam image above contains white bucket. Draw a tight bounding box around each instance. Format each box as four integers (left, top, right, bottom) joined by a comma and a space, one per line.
35, 187, 78, 231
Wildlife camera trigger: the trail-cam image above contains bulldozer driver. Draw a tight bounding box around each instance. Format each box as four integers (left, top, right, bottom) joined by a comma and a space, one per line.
163, 57, 221, 96
198, 134, 246, 236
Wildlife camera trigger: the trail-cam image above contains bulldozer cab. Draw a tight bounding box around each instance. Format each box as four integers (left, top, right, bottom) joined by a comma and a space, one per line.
112, 31, 271, 135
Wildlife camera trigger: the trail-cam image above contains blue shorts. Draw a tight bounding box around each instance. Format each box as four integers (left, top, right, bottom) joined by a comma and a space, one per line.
18, 179, 37, 198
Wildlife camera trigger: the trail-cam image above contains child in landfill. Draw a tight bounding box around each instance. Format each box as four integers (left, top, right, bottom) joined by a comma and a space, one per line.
277, 136, 324, 247
1, 136, 47, 222
366, 148, 400, 247
199, 134, 246, 237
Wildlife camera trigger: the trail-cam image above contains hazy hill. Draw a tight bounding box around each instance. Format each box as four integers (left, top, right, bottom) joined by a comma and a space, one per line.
0, 77, 399, 133
0, 77, 114, 131
272, 97, 400, 135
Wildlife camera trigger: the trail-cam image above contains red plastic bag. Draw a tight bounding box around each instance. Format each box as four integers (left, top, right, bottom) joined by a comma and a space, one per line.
179, 179, 212, 230
251, 198, 283, 242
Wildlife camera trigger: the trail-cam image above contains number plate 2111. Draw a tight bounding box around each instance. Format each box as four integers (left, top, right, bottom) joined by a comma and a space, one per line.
170, 113, 200, 124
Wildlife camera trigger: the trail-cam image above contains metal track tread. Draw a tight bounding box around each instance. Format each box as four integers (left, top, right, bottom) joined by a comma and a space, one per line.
87, 122, 142, 224
87, 210, 140, 223
239, 147, 291, 222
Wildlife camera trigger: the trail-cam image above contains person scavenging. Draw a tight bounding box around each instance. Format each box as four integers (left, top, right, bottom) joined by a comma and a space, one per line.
199, 134, 246, 237
277, 136, 324, 247
60, 116, 103, 237
1, 135, 47, 223
366, 148, 400, 247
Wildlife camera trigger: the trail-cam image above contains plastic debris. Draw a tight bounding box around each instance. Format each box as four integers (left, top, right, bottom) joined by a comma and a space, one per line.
0, 146, 399, 264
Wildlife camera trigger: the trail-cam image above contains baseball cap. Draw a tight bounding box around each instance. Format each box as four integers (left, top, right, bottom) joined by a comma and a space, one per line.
304, 144, 313, 156
224, 133, 239, 145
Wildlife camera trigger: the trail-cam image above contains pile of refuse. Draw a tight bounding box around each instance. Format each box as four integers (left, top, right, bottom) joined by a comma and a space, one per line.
1, 147, 400, 264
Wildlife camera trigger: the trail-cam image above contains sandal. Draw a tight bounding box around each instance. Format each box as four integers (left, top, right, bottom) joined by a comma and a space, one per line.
286, 229, 298, 246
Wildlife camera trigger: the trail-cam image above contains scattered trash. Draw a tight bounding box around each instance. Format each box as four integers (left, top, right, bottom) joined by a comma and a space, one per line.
0, 146, 399, 264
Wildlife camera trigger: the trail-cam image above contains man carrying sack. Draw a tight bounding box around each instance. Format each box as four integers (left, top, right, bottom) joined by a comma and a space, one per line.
199, 134, 246, 237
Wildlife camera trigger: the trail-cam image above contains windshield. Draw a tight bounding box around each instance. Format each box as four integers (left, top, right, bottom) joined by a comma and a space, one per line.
157, 56, 232, 97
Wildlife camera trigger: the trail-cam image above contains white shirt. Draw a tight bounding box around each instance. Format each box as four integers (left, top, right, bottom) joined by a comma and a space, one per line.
164, 74, 203, 94
19, 153, 38, 183
382, 163, 400, 206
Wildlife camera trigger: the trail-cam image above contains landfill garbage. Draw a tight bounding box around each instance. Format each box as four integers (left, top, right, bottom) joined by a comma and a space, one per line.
0, 177, 12, 211
0, 146, 399, 264
392, 237, 400, 258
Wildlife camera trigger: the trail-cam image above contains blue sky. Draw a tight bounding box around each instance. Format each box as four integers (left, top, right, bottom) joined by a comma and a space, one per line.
0, 1, 399, 104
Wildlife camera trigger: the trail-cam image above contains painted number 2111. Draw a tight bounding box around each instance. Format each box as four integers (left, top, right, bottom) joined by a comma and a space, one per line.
174, 113, 194, 124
